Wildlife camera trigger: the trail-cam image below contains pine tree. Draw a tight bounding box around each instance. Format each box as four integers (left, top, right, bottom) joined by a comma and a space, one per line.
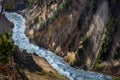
0, 32, 14, 65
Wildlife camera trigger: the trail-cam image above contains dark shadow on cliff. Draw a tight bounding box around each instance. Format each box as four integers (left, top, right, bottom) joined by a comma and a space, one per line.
12, 47, 42, 72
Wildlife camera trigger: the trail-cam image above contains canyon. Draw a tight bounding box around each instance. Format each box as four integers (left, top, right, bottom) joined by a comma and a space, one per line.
0, 0, 120, 80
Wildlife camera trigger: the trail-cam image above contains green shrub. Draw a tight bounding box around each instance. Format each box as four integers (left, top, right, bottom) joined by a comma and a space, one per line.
95, 17, 118, 67
81, 35, 89, 47
4, 1, 14, 10
0, 32, 14, 64
115, 77, 120, 80
28, 0, 34, 8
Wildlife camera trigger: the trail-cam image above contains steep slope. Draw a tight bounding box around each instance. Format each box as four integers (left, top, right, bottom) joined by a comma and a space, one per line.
4, 8, 112, 80
82, 0, 109, 68
26, 0, 89, 62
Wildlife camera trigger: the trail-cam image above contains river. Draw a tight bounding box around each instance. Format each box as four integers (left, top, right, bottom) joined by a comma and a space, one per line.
0, 1, 113, 80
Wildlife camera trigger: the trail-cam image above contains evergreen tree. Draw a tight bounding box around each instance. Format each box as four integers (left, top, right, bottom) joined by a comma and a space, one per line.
0, 32, 14, 65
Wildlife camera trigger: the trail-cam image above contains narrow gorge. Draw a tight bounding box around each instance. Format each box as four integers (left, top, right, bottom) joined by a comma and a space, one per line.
0, 0, 120, 80
3, 1, 112, 80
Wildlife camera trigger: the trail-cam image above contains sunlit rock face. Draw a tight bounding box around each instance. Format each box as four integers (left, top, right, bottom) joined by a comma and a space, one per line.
4, 8, 112, 80
25, 0, 89, 57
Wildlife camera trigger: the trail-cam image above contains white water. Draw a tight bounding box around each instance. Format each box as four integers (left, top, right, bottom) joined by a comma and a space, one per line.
1, 3, 112, 80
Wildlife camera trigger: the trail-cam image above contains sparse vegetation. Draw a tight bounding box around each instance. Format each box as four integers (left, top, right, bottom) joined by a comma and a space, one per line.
0, 32, 14, 65
95, 17, 118, 68
77, 35, 89, 53
99, 18, 117, 61
29, 0, 71, 31
115, 77, 120, 80
95, 61, 101, 70
28, 0, 34, 8
38, 0, 72, 31
4, 0, 14, 10
0, 32, 16, 79
81, 35, 89, 48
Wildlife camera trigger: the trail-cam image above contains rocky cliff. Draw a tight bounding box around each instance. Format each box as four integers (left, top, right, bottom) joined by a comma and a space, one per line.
23, 0, 120, 78
1, 0, 120, 79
